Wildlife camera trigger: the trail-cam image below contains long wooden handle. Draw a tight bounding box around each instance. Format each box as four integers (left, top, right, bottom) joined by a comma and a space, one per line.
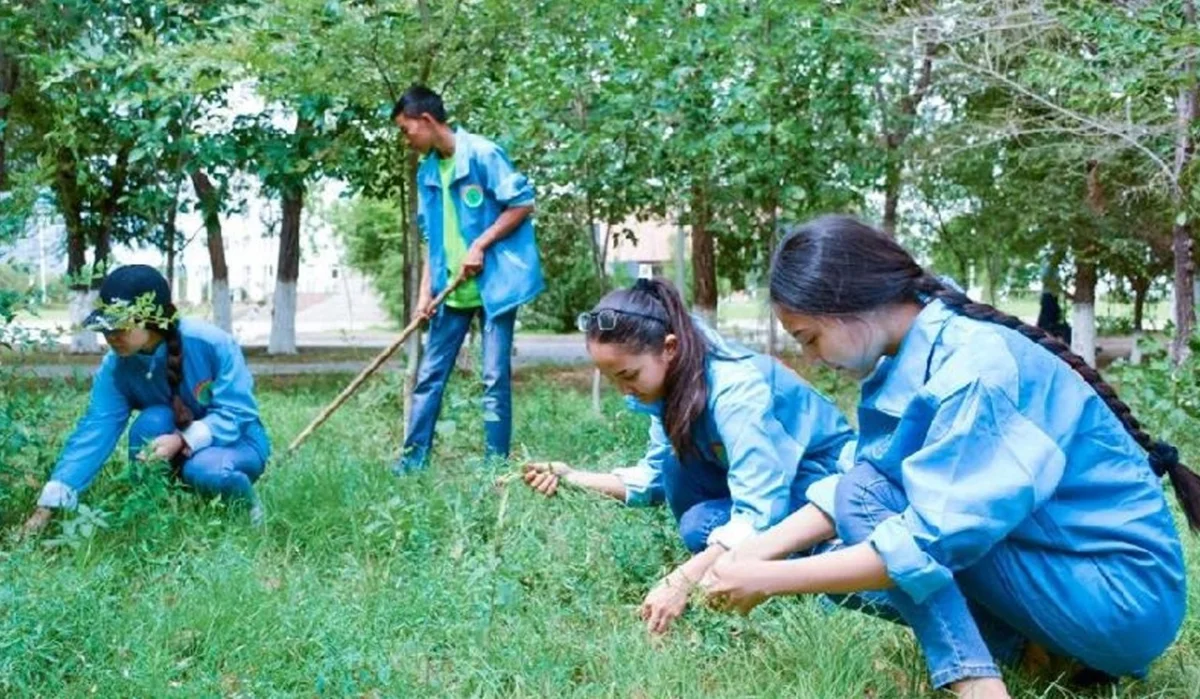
287, 274, 466, 453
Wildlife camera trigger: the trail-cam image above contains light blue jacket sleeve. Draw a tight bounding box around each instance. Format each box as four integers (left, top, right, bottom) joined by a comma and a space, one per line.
706, 371, 807, 550
611, 418, 669, 507
40, 353, 131, 509
480, 145, 534, 208
868, 379, 1066, 604
180, 335, 262, 453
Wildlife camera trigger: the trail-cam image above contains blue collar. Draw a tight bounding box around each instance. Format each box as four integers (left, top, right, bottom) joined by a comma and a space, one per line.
419, 127, 472, 189
113, 338, 166, 376
860, 299, 956, 417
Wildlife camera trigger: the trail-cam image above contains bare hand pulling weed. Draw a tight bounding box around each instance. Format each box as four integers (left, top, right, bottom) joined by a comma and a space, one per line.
700, 552, 769, 616
640, 570, 694, 635
519, 461, 572, 496
144, 433, 191, 461
18, 507, 53, 539
17, 442, 162, 540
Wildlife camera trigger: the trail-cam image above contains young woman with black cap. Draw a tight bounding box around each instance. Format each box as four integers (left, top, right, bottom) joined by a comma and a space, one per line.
21, 265, 271, 533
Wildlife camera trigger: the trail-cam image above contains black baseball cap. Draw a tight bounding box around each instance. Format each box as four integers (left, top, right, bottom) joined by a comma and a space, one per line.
83, 265, 172, 332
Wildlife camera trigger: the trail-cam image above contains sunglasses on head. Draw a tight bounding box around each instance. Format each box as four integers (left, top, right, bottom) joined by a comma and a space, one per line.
576, 308, 668, 333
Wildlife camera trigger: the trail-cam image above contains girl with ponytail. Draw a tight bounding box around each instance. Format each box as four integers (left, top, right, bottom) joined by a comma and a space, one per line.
521, 277, 856, 635
703, 216, 1194, 699
23, 265, 271, 534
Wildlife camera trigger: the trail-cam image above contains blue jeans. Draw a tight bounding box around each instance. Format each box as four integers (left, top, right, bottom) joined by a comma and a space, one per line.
655, 438, 739, 552
678, 498, 732, 553
831, 462, 1027, 688
129, 406, 265, 502
829, 462, 1168, 688
398, 306, 516, 472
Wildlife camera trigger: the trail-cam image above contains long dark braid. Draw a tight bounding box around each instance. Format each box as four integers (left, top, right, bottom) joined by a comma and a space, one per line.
770, 214, 1200, 531
158, 303, 194, 471
911, 275, 1200, 530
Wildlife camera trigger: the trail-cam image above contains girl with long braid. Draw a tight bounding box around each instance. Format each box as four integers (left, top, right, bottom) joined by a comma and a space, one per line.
22, 265, 271, 534
702, 216, 1197, 699
522, 277, 856, 635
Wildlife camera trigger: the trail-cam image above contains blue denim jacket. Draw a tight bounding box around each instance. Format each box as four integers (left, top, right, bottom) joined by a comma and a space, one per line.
614, 321, 856, 549
37, 318, 271, 509
418, 128, 543, 318
854, 299, 1186, 612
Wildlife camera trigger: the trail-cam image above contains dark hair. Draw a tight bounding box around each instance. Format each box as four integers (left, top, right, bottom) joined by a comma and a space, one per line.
390, 84, 447, 123
150, 303, 194, 471
584, 278, 709, 458
769, 214, 1200, 531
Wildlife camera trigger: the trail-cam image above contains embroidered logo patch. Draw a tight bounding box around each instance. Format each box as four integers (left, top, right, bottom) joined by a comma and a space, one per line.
462, 184, 484, 208
194, 379, 213, 406
711, 442, 727, 463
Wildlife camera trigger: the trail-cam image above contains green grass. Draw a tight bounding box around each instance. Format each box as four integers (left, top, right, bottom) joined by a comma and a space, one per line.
2, 364, 1198, 697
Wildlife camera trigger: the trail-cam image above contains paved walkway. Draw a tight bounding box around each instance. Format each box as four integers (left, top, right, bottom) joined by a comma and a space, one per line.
9, 335, 594, 379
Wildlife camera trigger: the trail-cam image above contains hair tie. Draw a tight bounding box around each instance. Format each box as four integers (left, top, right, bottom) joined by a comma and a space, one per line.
1148, 440, 1180, 477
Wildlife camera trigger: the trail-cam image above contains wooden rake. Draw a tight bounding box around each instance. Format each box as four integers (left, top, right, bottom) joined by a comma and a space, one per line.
287, 274, 466, 453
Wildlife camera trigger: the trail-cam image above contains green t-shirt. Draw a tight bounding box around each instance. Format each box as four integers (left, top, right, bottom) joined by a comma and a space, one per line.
439, 157, 482, 309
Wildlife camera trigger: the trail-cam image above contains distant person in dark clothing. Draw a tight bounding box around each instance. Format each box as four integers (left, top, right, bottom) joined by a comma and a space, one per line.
1037, 292, 1073, 346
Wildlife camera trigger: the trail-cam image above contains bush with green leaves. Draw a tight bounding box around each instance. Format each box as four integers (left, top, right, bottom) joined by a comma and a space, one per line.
519, 213, 605, 333
1097, 315, 1137, 336
1, 288, 67, 518
1108, 335, 1200, 463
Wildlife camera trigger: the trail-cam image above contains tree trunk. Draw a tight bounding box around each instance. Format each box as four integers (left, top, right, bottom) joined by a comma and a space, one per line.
191, 170, 231, 332
398, 167, 412, 323
1170, 221, 1197, 364
92, 228, 112, 282
1072, 258, 1097, 367
53, 148, 99, 352
89, 143, 129, 292
586, 207, 606, 290
879, 40, 935, 237
763, 195, 780, 356
96, 145, 130, 261
1073, 160, 1105, 367
402, 27, 436, 444
1131, 275, 1150, 366
67, 228, 99, 354
0, 51, 17, 192
577, 93, 607, 290
67, 230, 99, 353
164, 195, 178, 292
984, 254, 1002, 306
1171, 0, 1199, 364
268, 189, 303, 355
690, 182, 717, 322
403, 149, 424, 439
882, 160, 901, 237
1042, 246, 1065, 298
1131, 277, 1149, 332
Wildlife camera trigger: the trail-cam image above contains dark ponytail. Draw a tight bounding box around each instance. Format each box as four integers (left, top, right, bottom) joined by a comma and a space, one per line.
583, 278, 709, 458
770, 215, 1200, 531
155, 303, 194, 471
